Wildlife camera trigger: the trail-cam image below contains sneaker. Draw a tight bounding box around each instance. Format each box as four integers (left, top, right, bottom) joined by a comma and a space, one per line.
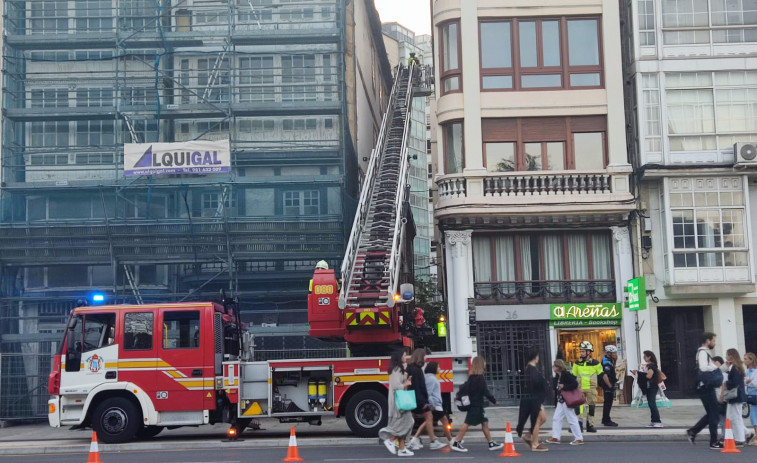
429, 439, 448, 450
736, 441, 746, 447
602, 421, 619, 427
545, 438, 561, 444
652, 422, 664, 428
488, 441, 504, 451
450, 439, 468, 453
570, 440, 584, 446
686, 430, 696, 445
397, 449, 414, 457
383, 439, 397, 455
586, 425, 597, 433
645, 423, 656, 428
709, 442, 724, 450
408, 437, 423, 450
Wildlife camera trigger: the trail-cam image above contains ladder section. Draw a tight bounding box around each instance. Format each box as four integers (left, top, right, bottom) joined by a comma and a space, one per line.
339, 65, 414, 311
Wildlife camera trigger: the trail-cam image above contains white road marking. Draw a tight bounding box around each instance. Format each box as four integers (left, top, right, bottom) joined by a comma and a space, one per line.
324, 458, 475, 462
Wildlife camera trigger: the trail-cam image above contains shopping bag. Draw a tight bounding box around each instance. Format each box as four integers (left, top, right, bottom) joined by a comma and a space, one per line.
395, 390, 417, 411
561, 388, 586, 408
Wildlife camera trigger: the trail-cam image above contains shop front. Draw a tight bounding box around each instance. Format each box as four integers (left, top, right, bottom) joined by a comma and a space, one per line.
550, 303, 623, 404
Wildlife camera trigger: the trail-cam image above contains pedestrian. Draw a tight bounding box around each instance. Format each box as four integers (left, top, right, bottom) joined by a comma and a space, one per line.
546, 359, 584, 445
600, 345, 619, 427
711, 356, 728, 441
572, 341, 603, 433
686, 331, 723, 449
721, 348, 748, 446
636, 350, 664, 428
409, 361, 453, 445
449, 356, 503, 452
516, 349, 549, 451
378, 350, 415, 457
406, 349, 446, 450
744, 352, 757, 445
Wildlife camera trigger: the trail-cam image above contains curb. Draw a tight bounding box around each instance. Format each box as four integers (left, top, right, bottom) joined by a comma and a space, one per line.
0, 432, 692, 456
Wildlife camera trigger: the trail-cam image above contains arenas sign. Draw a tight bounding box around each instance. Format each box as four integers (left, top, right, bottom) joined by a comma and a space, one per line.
124, 140, 230, 177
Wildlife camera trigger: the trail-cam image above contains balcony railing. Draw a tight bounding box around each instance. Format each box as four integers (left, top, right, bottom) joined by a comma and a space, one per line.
438, 171, 621, 199
474, 280, 616, 305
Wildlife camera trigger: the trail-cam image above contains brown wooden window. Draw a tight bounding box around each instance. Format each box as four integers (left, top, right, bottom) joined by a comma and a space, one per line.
439, 21, 462, 95
479, 17, 603, 91
443, 121, 464, 174
482, 116, 607, 171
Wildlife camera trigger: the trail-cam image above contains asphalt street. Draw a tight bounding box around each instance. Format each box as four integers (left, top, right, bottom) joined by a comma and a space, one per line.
0, 442, 754, 463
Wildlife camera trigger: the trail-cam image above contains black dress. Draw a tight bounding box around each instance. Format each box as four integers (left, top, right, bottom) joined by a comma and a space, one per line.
516, 364, 547, 437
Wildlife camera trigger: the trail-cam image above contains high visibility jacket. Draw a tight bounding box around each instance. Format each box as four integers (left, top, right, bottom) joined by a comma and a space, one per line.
572, 358, 603, 391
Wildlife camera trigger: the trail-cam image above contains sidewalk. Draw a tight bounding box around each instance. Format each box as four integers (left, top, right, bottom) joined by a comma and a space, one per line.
0, 400, 731, 455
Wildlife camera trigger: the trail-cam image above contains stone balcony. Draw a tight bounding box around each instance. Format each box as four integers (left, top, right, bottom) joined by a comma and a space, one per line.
435, 168, 635, 226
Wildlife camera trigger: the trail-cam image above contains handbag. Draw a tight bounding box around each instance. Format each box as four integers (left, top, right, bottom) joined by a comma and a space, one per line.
747, 394, 757, 405
561, 387, 586, 408
657, 370, 667, 384
722, 387, 738, 402
454, 395, 471, 412
395, 389, 417, 411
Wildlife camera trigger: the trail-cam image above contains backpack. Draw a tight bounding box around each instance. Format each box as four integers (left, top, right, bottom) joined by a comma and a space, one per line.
696, 351, 723, 389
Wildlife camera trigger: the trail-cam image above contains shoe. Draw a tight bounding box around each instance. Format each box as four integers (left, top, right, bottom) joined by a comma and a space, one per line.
488, 441, 504, 451
570, 440, 584, 445
545, 438, 561, 444
686, 430, 696, 445
586, 425, 597, 433
383, 439, 397, 455
521, 433, 532, 447
645, 423, 655, 428
736, 441, 745, 447
450, 439, 468, 453
531, 444, 549, 452
429, 439, 447, 450
709, 442, 724, 450
602, 421, 618, 427
746, 433, 755, 444
408, 437, 422, 450
652, 422, 664, 428
397, 448, 414, 457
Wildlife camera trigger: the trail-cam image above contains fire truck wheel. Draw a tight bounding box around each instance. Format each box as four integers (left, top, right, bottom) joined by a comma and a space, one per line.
92, 397, 141, 443
135, 425, 164, 439
345, 390, 387, 437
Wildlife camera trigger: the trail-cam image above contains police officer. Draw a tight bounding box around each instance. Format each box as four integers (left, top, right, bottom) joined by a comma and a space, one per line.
600, 345, 619, 427
572, 341, 603, 433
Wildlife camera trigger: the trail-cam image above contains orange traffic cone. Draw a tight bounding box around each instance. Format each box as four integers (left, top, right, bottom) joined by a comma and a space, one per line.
86, 431, 104, 463
721, 419, 741, 454
282, 426, 304, 462
498, 422, 521, 458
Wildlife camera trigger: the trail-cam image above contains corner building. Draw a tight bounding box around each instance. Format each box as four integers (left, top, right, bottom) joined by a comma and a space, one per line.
432, 0, 635, 404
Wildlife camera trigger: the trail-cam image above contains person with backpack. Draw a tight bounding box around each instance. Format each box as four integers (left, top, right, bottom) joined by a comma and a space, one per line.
449, 357, 503, 453
636, 350, 664, 427
600, 345, 619, 427
409, 361, 454, 445
686, 332, 723, 449
516, 349, 549, 451
546, 359, 584, 445
406, 349, 446, 451
721, 348, 748, 446
378, 350, 415, 457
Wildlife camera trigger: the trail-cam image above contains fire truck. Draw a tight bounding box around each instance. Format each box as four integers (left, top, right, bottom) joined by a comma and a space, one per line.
47, 64, 469, 443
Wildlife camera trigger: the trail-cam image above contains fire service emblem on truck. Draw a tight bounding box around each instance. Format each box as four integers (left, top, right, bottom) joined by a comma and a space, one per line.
86, 354, 103, 373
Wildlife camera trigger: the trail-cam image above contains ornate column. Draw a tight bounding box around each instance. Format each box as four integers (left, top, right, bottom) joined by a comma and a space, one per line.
444, 229, 474, 355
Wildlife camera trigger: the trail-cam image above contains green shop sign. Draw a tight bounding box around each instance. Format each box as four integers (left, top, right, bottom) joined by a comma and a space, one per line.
549, 303, 622, 327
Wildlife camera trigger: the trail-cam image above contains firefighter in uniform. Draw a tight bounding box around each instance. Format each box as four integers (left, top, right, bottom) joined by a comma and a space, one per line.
309, 260, 330, 292
572, 341, 603, 433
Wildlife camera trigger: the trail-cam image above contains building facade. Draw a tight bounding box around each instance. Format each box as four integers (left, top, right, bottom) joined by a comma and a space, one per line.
0, 0, 392, 419
621, 0, 757, 398
431, 0, 635, 404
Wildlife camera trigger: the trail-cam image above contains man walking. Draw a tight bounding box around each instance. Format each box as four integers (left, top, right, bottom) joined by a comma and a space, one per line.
600, 345, 619, 427
572, 341, 603, 433
686, 332, 723, 449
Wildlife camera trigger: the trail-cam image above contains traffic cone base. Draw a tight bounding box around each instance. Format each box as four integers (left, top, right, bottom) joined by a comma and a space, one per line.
722, 419, 741, 454
282, 426, 304, 462
86, 431, 104, 463
498, 422, 521, 458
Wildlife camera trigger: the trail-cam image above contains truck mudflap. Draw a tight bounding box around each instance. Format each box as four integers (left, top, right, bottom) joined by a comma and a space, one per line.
48, 397, 61, 428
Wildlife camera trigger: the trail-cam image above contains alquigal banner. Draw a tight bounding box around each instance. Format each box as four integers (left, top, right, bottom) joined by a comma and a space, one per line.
124, 140, 230, 177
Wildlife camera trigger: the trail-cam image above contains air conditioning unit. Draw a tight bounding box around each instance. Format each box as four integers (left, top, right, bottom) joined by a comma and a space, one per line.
735, 142, 757, 166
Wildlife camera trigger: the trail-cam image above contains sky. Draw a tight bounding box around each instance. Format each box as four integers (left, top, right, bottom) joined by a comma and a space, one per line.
374, 0, 432, 36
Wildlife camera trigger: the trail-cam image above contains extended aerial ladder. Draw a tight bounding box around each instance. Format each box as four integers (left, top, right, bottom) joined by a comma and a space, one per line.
308, 63, 426, 355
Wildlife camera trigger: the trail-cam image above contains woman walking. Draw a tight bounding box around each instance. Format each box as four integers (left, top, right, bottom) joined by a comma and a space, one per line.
516, 349, 548, 452
721, 348, 747, 445
546, 359, 584, 445
745, 352, 757, 445
406, 349, 446, 450
410, 361, 454, 445
449, 357, 503, 452
641, 350, 664, 428
378, 350, 415, 457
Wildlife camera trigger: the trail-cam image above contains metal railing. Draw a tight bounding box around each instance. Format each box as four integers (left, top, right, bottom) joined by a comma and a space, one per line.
474, 280, 616, 304
0, 353, 53, 421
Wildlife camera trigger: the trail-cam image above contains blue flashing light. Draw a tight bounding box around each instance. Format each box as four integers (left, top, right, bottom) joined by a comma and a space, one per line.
91, 293, 106, 304
402, 291, 413, 301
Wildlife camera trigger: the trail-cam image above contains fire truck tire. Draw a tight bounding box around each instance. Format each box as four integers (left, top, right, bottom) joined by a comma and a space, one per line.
135, 425, 164, 439
345, 390, 387, 437
91, 397, 141, 443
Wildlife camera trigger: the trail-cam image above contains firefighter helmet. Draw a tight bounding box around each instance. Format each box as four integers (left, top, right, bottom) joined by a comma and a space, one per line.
315, 260, 329, 270
579, 341, 594, 352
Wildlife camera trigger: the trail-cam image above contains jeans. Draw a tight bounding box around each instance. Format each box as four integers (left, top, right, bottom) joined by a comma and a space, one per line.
602, 389, 614, 423
646, 387, 661, 423
689, 387, 720, 445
